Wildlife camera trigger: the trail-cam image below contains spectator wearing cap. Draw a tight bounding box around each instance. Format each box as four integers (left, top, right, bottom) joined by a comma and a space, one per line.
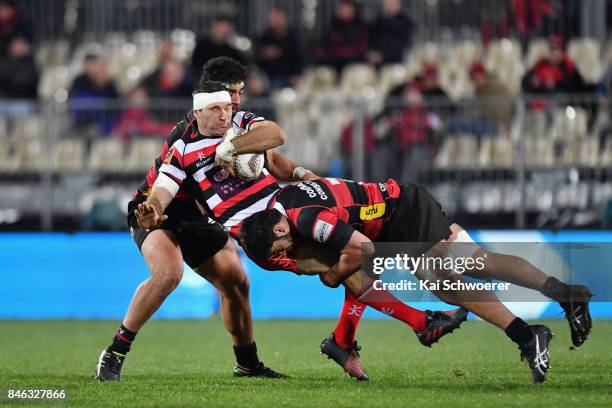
0, 36, 38, 99
254, 7, 303, 90
367, 0, 416, 66
522, 35, 588, 95
0, 0, 32, 58
191, 16, 247, 77
314, 0, 368, 73
469, 61, 513, 130
69, 53, 119, 136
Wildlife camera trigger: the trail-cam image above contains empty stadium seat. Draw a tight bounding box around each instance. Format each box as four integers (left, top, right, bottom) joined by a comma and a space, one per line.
451, 40, 484, 69
478, 137, 493, 168
433, 137, 456, 169
88, 138, 126, 171
53, 139, 86, 171
377, 64, 408, 97
568, 38, 604, 83
13, 115, 43, 140
339, 64, 377, 98
38, 65, 72, 100
524, 134, 554, 168
295, 66, 337, 100
454, 134, 479, 168
19, 139, 47, 171
439, 65, 473, 100
491, 134, 514, 168
600, 139, 612, 168
124, 138, 163, 171
525, 38, 549, 69
486, 39, 522, 70
550, 107, 588, 140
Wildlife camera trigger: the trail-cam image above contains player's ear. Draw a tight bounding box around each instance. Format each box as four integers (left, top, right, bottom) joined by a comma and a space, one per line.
272, 223, 285, 236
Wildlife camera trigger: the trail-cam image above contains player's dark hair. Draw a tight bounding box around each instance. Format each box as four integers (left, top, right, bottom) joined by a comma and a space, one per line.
199, 57, 247, 87
239, 209, 284, 260
193, 80, 227, 95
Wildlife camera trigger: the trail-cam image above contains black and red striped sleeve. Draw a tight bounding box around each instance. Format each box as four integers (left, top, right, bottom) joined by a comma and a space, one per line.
158, 139, 187, 186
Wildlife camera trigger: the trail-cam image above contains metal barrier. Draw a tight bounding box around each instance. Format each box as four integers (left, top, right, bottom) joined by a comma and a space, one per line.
0, 92, 609, 230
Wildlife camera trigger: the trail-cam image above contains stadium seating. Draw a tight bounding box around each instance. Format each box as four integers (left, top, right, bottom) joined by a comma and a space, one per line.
339, 64, 377, 98
124, 138, 163, 171
88, 139, 126, 171
568, 38, 605, 84
53, 139, 86, 171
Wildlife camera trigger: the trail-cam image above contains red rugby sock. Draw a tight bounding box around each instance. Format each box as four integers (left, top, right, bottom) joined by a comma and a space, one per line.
332, 288, 365, 349
357, 282, 427, 332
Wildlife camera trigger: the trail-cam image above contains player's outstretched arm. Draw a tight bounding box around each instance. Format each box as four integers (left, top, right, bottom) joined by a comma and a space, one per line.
135, 173, 178, 229
267, 150, 319, 182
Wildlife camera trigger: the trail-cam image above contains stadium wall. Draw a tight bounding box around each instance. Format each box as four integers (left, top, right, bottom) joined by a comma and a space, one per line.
1, 232, 610, 320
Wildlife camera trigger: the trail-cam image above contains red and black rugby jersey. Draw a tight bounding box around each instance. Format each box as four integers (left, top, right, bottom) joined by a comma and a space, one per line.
134, 109, 265, 201
158, 124, 280, 229
258, 178, 401, 272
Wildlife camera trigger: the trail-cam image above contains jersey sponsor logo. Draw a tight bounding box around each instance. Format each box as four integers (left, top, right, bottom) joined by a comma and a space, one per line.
359, 203, 386, 221
142, 186, 152, 197
313, 219, 334, 242
297, 181, 328, 200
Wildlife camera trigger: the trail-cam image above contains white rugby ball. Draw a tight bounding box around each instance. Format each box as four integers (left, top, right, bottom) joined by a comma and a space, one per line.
233, 153, 264, 180
224, 126, 264, 180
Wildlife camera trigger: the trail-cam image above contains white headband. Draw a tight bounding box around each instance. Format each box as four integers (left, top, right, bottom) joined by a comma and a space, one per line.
193, 91, 231, 111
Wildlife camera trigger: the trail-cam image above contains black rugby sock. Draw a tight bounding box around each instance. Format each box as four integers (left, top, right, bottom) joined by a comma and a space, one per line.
108, 324, 138, 355
505, 317, 532, 347
233, 342, 260, 369
541, 276, 570, 303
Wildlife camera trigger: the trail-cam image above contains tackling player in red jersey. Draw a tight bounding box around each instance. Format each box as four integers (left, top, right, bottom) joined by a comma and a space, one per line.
237, 178, 593, 383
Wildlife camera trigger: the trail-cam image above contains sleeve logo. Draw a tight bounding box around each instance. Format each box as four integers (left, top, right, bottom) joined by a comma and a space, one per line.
359, 203, 386, 221
163, 147, 175, 164
313, 219, 334, 242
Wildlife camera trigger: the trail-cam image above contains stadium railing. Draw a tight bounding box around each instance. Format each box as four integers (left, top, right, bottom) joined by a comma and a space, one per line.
0, 92, 609, 230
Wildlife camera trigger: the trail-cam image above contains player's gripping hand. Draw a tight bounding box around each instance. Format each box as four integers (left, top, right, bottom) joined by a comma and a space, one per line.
214, 153, 236, 178
135, 202, 168, 230
319, 265, 342, 288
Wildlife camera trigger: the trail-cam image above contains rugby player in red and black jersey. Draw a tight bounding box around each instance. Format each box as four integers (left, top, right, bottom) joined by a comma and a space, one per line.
95, 63, 292, 381
238, 178, 593, 383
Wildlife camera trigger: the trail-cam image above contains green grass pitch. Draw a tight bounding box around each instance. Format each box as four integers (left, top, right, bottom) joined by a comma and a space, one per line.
0, 319, 611, 407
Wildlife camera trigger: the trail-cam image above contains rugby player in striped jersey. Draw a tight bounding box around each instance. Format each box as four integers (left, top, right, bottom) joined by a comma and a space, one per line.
95, 64, 291, 381
135, 81, 468, 382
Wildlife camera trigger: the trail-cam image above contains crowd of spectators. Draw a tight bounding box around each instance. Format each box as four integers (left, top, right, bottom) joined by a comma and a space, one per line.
0, 0, 608, 167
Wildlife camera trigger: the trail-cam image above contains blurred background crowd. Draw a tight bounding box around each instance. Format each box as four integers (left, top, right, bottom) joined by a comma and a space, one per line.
0, 0, 610, 231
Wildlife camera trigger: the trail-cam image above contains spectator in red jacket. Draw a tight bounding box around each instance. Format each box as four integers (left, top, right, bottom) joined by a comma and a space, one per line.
111, 87, 174, 142
0, 0, 32, 58
389, 80, 442, 182
522, 36, 587, 95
